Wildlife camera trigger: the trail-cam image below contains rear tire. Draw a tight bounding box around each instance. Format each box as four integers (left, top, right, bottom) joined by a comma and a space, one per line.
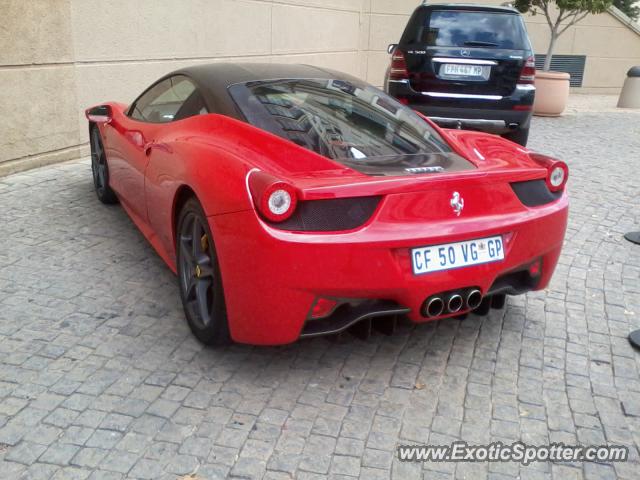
502, 127, 529, 147
89, 126, 118, 204
176, 198, 231, 346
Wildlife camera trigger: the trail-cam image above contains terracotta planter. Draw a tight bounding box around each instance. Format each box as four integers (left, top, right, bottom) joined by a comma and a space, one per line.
533, 70, 570, 117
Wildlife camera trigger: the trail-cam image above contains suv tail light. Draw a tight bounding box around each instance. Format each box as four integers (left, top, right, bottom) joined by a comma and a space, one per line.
248, 171, 298, 222
530, 153, 569, 192
389, 50, 409, 81
518, 56, 536, 85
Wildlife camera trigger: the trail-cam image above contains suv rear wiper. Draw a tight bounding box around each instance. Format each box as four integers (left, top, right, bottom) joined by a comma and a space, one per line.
463, 41, 499, 47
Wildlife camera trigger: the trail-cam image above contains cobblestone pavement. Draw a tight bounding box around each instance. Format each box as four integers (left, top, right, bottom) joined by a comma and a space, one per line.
1, 112, 640, 480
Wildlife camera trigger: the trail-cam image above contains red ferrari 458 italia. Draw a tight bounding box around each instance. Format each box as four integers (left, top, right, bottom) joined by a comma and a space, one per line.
86, 63, 568, 346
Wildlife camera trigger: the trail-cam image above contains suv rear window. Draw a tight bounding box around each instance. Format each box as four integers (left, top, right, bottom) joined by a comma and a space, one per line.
421, 10, 528, 49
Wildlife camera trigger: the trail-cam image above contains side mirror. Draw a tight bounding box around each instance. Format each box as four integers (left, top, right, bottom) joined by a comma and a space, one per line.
387, 44, 398, 55
86, 105, 112, 124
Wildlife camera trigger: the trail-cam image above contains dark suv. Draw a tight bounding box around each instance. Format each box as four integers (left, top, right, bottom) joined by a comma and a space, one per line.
385, 3, 535, 146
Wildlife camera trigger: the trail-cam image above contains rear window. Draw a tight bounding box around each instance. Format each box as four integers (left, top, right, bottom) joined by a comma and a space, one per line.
421, 10, 528, 49
229, 79, 452, 162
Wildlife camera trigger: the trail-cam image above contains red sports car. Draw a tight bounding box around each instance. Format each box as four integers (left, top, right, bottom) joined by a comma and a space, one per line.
86, 63, 568, 346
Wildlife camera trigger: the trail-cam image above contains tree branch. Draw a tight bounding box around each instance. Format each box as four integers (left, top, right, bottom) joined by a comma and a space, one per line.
542, 0, 555, 29
555, 9, 568, 27
558, 10, 590, 35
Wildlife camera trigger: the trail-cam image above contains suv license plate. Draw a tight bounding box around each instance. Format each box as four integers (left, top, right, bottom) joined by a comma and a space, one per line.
441, 64, 487, 78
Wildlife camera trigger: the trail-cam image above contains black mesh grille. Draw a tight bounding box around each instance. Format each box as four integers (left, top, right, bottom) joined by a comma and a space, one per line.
267, 196, 381, 232
534, 55, 586, 87
511, 179, 561, 207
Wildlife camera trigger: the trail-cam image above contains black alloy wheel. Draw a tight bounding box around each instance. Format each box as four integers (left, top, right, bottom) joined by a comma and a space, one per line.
177, 198, 230, 345
90, 127, 118, 204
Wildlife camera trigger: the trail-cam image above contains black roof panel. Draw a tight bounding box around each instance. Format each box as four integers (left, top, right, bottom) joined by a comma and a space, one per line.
166, 63, 362, 119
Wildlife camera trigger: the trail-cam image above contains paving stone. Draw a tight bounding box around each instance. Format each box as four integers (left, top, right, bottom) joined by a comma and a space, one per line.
329, 455, 361, 477
1, 113, 640, 477
71, 448, 109, 469
5, 441, 47, 465
19, 462, 60, 480
127, 458, 164, 479
178, 435, 212, 458
164, 454, 199, 475
98, 450, 139, 474
60, 426, 94, 446
84, 430, 122, 450
39, 443, 81, 465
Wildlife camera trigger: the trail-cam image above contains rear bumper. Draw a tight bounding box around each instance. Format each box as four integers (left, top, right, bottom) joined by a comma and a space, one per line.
210, 193, 568, 345
388, 80, 534, 133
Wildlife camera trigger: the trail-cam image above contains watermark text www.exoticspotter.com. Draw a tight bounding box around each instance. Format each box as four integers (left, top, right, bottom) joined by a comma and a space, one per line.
397, 442, 629, 465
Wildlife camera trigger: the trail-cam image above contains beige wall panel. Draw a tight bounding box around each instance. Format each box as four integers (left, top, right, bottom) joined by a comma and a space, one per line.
199, 0, 272, 57
370, 0, 416, 15
582, 57, 640, 88
365, 50, 390, 87
523, 22, 577, 55
72, 0, 190, 61
368, 14, 409, 51
358, 52, 370, 81
564, 11, 624, 27
271, 4, 360, 54
276, 0, 363, 12
358, 9, 371, 51
573, 26, 640, 58
71, 0, 272, 61
0, 0, 73, 65
0, 67, 80, 164
274, 52, 362, 77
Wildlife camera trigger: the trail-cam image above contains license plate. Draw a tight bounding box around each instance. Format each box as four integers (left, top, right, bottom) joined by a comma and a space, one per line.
411, 235, 504, 275
441, 63, 487, 78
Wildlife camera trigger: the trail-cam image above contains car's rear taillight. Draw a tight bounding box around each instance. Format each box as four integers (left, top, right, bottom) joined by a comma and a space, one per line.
389, 50, 409, 81
248, 171, 298, 222
518, 56, 536, 85
530, 153, 569, 192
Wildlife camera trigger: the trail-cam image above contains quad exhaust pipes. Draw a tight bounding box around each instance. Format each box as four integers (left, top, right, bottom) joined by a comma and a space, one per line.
447, 294, 463, 313
425, 296, 445, 317
422, 288, 483, 318
466, 289, 482, 310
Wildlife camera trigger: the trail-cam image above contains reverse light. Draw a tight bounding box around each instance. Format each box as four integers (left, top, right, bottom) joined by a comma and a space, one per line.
389, 50, 409, 81
529, 153, 569, 193
248, 171, 298, 222
518, 56, 536, 85
548, 165, 566, 190
268, 189, 292, 216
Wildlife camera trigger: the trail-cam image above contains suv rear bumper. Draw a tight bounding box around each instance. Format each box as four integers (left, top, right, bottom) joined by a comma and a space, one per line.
388, 80, 534, 134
